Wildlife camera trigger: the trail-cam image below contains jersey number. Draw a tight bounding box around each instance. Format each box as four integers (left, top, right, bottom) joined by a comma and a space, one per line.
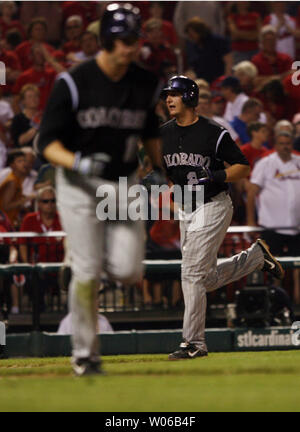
187, 171, 199, 185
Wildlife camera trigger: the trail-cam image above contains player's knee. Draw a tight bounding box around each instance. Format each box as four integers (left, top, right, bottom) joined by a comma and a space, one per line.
72, 263, 102, 283
107, 262, 143, 285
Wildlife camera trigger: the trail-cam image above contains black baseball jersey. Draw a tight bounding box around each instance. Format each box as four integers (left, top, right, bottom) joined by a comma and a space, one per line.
38, 59, 160, 181
161, 116, 249, 200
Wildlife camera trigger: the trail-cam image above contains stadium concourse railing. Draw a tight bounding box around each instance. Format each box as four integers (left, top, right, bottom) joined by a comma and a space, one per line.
0, 228, 299, 330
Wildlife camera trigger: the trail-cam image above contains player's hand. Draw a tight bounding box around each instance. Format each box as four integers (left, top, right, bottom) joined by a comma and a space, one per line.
72, 152, 111, 177
141, 166, 167, 189
197, 166, 213, 184
198, 167, 226, 184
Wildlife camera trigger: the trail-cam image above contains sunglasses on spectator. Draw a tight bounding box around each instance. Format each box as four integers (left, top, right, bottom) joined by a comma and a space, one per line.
67, 25, 81, 29
40, 199, 56, 203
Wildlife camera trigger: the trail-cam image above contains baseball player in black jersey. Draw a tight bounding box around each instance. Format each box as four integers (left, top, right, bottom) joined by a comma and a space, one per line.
160, 76, 284, 360
38, 3, 164, 376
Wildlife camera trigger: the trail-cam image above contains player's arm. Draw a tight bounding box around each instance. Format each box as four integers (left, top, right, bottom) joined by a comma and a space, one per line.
224, 163, 251, 182
217, 131, 251, 182
38, 77, 75, 165
143, 137, 163, 170
246, 182, 261, 226
38, 77, 106, 176
43, 140, 75, 169
141, 97, 166, 184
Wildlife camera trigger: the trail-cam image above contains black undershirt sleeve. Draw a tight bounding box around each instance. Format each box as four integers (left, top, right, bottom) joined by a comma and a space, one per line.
37, 78, 74, 155
216, 131, 250, 166
141, 107, 160, 140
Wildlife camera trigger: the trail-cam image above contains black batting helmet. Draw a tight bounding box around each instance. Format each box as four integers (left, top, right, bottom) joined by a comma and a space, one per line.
100, 3, 141, 51
161, 75, 199, 108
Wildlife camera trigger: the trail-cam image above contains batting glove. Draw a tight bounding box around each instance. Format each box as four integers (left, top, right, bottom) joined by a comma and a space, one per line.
72, 152, 111, 177
142, 166, 168, 189
198, 167, 226, 184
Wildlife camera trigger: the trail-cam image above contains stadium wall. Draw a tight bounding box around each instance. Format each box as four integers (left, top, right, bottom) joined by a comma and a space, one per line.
2, 327, 300, 358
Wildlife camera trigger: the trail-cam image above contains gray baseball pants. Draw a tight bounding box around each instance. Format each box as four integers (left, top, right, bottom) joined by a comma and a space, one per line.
180, 191, 264, 352
56, 168, 144, 360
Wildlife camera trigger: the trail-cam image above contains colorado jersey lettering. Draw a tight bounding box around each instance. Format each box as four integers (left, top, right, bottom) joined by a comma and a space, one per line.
161, 117, 249, 200
38, 59, 160, 181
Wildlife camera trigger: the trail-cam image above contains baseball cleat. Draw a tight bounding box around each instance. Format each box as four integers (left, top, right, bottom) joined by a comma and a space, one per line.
256, 239, 285, 280
72, 357, 103, 377
168, 342, 208, 360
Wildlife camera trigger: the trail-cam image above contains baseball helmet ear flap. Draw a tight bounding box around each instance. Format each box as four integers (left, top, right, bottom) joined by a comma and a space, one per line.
181, 88, 199, 107
161, 75, 199, 108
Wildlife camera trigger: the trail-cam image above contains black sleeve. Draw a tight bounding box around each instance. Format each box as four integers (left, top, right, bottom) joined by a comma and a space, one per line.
141, 78, 162, 140
37, 77, 74, 155
217, 131, 250, 166
10, 114, 30, 147
141, 107, 160, 140
219, 35, 231, 57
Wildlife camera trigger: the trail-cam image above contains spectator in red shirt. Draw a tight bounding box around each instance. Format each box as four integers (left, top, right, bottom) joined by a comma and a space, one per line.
259, 78, 295, 122
62, 1, 98, 29
146, 1, 178, 48
0, 1, 26, 40
251, 25, 293, 86
61, 15, 84, 55
0, 44, 21, 95
66, 31, 99, 66
241, 121, 270, 170
13, 44, 59, 112
19, 186, 64, 264
19, 1, 63, 48
227, 1, 261, 65
282, 72, 300, 114
264, 1, 297, 59
15, 17, 55, 71
19, 186, 64, 311
139, 18, 177, 80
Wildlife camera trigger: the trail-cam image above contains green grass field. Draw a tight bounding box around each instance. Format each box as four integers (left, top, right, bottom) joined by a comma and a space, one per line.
0, 351, 300, 412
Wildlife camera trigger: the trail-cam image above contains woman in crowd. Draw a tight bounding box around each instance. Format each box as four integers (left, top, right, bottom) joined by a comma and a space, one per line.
10, 84, 40, 148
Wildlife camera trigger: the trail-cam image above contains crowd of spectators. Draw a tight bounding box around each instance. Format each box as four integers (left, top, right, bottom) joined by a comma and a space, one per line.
0, 1, 299, 313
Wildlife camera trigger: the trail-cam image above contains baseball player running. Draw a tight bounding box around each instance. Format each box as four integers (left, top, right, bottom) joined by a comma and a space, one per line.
38, 3, 164, 375
160, 76, 284, 360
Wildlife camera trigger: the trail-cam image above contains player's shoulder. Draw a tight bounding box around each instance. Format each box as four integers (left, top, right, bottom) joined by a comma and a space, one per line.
160, 118, 176, 132
128, 62, 158, 85
200, 116, 228, 136
67, 58, 97, 80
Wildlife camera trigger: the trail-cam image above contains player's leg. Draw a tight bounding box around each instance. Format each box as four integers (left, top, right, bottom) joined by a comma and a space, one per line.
56, 169, 104, 373
172, 193, 234, 358
105, 174, 145, 284
105, 218, 145, 284
204, 201, 283, 292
